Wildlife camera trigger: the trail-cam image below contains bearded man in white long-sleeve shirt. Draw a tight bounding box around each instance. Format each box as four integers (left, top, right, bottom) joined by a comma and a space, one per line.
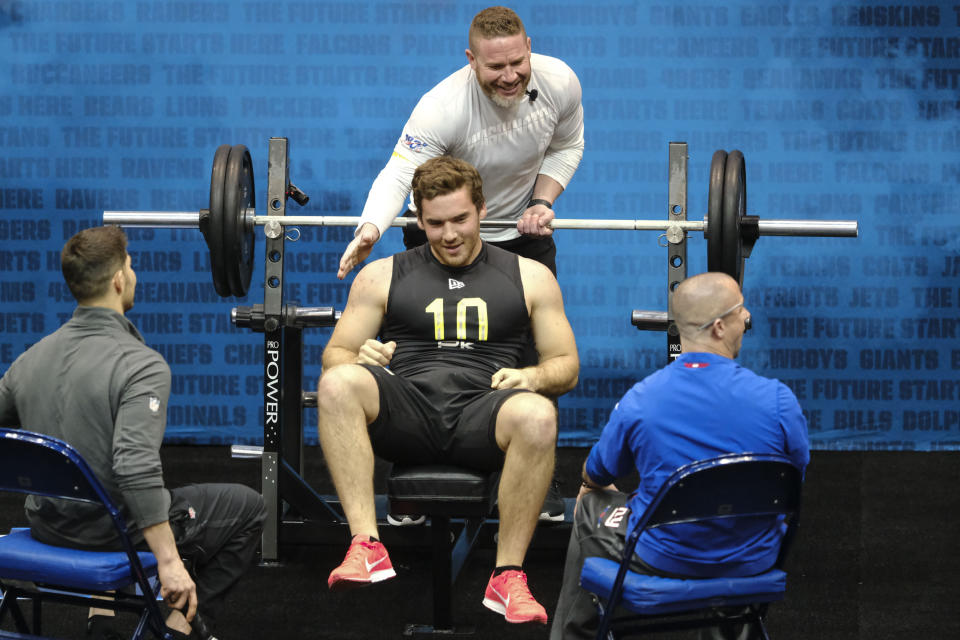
337, 5, 585, 281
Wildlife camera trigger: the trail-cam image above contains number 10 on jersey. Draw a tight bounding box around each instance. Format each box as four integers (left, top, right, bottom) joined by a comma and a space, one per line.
425, 297, 489, 341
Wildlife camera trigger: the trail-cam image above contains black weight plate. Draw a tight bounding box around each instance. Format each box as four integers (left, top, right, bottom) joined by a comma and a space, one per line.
223, 144, 256, 297
707, 150, 726, 273
208, 144, 231, 297
235, 146, 255, 297
721, 149, 746, 286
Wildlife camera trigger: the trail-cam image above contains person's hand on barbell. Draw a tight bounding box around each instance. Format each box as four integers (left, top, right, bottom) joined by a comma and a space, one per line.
338, 222, 380, 280
518, 203, 554, 237
357, 339, 396, 367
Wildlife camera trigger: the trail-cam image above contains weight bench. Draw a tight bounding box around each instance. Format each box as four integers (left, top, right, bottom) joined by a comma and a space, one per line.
387, 464, 500, 636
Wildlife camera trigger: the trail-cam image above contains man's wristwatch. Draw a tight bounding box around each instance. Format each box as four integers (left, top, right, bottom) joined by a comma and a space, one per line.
527, 198, 553, 209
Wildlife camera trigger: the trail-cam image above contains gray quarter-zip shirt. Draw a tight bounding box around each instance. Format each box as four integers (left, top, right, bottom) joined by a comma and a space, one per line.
0, 305, 171, 547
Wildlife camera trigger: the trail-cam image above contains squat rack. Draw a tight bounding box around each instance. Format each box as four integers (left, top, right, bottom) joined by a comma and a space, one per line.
103, 137, 858, 560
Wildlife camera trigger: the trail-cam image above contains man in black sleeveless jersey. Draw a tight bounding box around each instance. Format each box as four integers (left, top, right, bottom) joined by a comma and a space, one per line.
316, 156, 579, 625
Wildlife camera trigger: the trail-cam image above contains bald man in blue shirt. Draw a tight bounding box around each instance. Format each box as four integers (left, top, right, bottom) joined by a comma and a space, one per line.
550, 272, 810, 640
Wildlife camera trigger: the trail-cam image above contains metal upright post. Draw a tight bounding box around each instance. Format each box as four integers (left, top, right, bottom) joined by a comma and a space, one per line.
260, 137, 291, 562
666, 143, 688, 362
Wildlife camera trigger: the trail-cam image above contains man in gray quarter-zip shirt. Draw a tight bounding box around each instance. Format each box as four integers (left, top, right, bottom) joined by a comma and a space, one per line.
0, 226, 265, 640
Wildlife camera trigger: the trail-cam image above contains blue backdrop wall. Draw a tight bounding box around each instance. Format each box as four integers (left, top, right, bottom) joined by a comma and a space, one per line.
1, 1, 959, 450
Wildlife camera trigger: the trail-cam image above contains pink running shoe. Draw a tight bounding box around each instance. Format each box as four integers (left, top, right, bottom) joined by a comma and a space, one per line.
482, 569, 548, 624
327, 535, 396, 591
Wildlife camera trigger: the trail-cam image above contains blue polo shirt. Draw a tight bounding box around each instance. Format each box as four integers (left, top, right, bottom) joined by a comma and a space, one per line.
585, 352, 810, 577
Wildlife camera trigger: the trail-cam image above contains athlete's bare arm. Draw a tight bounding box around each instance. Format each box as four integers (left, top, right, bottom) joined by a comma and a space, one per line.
322, 258, 395, 369
490, 257, 579, 395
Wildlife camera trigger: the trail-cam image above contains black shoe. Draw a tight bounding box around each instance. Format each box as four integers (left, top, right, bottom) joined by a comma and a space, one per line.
163, 628, 192, 640
190, 612, 220, 640
87, 615, 124, 640
539, 478, 566, 523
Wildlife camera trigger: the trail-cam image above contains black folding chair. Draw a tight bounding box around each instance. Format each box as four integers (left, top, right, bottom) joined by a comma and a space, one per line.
0, 428, 172, 639
579, 453, 803, 640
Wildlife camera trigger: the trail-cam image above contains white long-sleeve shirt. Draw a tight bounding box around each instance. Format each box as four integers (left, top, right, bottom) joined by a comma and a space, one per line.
358, 53, 584, 243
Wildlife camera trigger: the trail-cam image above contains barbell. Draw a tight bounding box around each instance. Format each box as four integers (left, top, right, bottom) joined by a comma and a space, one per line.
103, 144, 858, 297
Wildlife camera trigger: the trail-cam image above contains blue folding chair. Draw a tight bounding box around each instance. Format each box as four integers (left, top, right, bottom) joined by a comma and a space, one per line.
0, 429, 172, 639
579, 453, 803, 640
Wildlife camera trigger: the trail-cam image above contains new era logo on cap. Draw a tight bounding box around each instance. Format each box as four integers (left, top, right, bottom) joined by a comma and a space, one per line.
448, 278, 465, 290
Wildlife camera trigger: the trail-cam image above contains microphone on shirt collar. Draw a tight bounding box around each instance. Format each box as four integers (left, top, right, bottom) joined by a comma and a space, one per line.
525, 88, 539, 103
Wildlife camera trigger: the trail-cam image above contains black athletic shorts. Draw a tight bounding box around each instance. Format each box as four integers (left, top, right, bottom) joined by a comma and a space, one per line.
360, 364, 525, 471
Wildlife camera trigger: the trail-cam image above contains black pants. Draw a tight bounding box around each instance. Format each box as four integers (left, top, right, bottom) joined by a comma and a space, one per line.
550, 490, 759, 640
164, 483, 266, 626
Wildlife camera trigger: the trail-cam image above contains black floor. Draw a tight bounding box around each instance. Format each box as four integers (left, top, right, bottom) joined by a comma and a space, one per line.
2, 448, 959, 639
